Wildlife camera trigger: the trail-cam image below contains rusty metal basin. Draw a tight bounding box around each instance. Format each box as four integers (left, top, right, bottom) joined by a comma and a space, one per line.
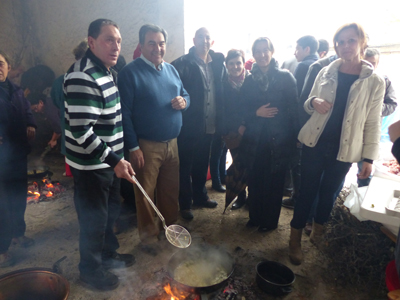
0, 268, 69, 300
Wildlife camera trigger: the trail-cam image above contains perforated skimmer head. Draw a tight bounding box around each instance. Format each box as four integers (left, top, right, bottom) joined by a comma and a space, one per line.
166, 225, 191, 248
132, 175, 192, 248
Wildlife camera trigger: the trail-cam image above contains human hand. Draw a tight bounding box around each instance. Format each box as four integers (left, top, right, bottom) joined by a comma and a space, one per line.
129, 149, 145, 169
171, 96, 187, 110
312, 98, 332, 114
256, 103, 278, 118
357, 161, 372, 179
389, 120, 400, 143
27, 126, 36, 141
114, 159, 135, 183
48, 140, 57, 148
238, 125, 246, 136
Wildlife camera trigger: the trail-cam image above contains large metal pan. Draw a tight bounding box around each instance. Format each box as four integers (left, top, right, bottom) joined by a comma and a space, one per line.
167, 244, 234, 294
0, 257, 69, 300
27, 165, 52, 178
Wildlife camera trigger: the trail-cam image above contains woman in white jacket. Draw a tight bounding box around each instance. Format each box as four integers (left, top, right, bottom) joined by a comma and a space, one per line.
289, 23, 385, 265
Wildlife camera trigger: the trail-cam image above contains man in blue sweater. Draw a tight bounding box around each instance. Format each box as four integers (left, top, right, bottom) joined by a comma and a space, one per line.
118, 24, 190, 245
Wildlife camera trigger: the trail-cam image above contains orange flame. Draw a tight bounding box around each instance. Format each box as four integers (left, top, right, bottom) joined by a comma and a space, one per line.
163, 283, 186, 300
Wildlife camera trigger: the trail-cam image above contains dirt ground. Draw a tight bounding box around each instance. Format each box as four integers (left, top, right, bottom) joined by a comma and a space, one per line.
0, 152, 388, 300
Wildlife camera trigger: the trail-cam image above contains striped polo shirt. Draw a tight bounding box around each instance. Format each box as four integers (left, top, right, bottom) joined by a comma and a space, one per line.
63, 49, 123, 170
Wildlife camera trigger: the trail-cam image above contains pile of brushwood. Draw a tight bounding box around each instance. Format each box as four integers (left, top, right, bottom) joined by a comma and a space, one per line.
321, 188, 395, 294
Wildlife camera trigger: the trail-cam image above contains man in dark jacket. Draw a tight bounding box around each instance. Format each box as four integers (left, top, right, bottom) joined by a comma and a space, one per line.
0, 50, 37, 267
282, 35, 319, 210
171, 28, 227, 220
293, 35, 320, 97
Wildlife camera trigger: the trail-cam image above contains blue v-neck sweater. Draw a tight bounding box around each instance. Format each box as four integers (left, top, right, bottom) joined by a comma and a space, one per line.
118, 58, 190, 150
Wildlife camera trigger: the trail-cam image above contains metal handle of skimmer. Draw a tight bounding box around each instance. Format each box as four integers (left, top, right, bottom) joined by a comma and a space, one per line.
132, 175, 191, 248
132, 175, 167, 229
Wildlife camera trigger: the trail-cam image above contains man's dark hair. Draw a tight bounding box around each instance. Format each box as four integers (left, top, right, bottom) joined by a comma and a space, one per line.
225, 49, 246, 65
139, 24, 168, 45
318, 39, 329, 54
297, 35, 319, 54
88, 18, 119, 39
27, 92, 46, 105
365, 48, 380, 59
72, 39, 88, 60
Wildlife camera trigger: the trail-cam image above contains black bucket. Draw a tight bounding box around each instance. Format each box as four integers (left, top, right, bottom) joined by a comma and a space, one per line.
256, 260, 295, 296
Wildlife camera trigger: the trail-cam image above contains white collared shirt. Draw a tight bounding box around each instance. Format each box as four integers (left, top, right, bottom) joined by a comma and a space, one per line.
139, 54, 164, 71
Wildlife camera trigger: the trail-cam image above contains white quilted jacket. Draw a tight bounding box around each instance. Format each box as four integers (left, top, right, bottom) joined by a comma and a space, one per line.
298, 59, 385, 162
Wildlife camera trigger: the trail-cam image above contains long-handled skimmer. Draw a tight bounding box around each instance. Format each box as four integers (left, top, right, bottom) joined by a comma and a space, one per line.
132, 175, 191, 248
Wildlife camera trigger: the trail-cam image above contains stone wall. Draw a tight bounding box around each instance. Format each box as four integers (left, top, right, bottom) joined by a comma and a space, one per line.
0, 0, 185, 76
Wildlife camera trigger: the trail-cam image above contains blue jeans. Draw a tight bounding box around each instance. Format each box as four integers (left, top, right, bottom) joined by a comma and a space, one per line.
210, 135, 227, 186
307, 179, 344, 223
291, 142, 351, 229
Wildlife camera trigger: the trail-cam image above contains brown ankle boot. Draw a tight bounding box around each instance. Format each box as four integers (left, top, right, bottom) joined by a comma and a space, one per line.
310, 222, 324, 245
289, 227, 303, 265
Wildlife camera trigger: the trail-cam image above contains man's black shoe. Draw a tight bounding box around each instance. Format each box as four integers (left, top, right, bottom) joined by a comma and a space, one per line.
282, 197, 296, 209
193, 198, 218, 208
80, 269, 119, 290
231, 196, 246, 210
212, 184, 226, 193
180, 209, 194, 220
102, 253, 135, 269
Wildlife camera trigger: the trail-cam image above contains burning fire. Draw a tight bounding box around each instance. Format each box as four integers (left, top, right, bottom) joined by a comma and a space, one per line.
27, 179, 65, 203
163, 283, 188, 300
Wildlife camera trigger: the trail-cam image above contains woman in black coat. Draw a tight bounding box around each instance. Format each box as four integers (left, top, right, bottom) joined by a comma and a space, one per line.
223, 49, 249, 209
0, 50, 36, 267
239, 37, 298, 231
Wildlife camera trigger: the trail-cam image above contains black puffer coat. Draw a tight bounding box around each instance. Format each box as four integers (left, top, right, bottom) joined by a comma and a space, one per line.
238, 58, 299, 171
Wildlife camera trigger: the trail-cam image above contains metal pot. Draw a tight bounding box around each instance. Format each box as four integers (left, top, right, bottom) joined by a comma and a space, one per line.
0, 257, 69, 300
167, 245, 234, 294
27, 165, 51, 178
256, 260, 295, 296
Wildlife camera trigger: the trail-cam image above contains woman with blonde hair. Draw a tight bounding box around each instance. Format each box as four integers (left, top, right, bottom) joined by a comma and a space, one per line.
289, 23, 385, 265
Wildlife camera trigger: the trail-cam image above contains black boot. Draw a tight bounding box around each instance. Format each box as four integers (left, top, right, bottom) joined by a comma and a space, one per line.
232, 193, 246, 210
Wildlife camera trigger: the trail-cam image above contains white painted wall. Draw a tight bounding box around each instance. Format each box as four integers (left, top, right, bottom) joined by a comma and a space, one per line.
0, 0, 185, 76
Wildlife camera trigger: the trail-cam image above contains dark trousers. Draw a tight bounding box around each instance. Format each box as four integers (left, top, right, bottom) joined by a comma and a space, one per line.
0, 156, 28, 253
248, 147, 286, 229
178, 133, 213, 210
291, 143, 351, 229
70, 167, 121, 275
210, 135, 227, 186
230, 147, 247, 200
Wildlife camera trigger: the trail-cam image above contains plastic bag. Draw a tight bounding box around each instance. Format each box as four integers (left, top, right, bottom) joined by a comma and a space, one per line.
343, 183, 367, 221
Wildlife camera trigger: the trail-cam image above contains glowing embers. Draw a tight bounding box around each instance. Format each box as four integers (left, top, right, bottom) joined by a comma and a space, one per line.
27, 178, 65, 203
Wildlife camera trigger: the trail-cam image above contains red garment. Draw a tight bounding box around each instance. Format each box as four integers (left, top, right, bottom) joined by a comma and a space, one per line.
244, 59, 254, 71
133, 43, 141, 60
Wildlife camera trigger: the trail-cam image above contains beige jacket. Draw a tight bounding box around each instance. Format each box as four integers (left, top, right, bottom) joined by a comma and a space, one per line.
298, 59, 385, 162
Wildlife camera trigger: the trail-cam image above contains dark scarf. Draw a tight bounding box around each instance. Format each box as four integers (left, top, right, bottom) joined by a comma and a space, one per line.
251, 58, 278, 92
0, 80, 10, 100
228, 69, 249, 90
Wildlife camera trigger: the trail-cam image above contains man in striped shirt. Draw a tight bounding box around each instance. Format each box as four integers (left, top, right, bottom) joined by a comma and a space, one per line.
64, 19, 135, 291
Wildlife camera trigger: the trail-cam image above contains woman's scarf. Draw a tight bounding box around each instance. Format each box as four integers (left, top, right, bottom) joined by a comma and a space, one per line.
228, 69, 248, 90
251, 58, 277, 92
